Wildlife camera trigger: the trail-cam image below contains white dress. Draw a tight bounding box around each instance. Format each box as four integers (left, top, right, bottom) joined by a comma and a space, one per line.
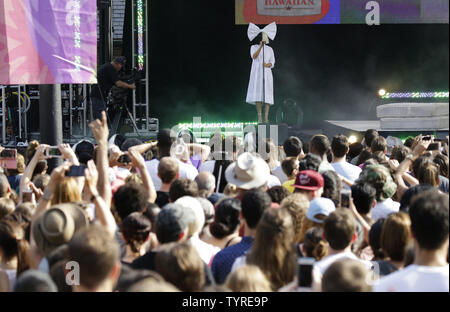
246, 44, 275, 105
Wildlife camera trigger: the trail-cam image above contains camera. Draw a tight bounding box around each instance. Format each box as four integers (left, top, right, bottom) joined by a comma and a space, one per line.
46, 146, 62, 158
118, 153, 131, 164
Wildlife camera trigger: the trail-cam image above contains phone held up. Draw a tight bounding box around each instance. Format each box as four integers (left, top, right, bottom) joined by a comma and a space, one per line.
340, 189, 351, 209
46, 146, 62, 158
0, 149, 18, 169
66, 165, 87, 177
298, 257, 315, 291
22, 188, 34, 203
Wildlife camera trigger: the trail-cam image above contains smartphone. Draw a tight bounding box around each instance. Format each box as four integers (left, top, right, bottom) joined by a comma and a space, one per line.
340, 189, 351, 208
298, 257, 315, 288
422, 136, 432, 141
22, 190, 34, 203
427, 142, 441, 151
46, 146, 62, 158
0, 149, 17, 169
0, 149, 17, 158
118, 153, 131, 164
66, 165, 87, 177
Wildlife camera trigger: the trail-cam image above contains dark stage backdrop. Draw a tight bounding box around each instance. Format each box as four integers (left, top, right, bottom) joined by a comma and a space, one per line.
143, 0, 448, 129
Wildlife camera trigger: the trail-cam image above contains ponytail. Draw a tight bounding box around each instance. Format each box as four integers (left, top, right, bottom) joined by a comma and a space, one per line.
16, 238, 30, 276
312, 240, 328, 261
418, 163, 440, 187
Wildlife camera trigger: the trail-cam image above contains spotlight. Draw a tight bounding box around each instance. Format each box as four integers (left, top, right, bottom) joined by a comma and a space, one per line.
378, 89, 386, 97
348, 135, 358, 144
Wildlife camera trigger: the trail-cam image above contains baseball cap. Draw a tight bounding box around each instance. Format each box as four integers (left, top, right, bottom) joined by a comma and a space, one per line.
306, 197, 336, 223
113, 56, 126, 65
293, 170, 324, 191
356, 164, 397, 202
155, 203, 194, 244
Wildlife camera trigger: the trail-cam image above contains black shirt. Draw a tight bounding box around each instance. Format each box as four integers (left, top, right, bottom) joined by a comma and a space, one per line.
91, 63, 119, 99
156, 191, 170, 208
131, 251, 157, 271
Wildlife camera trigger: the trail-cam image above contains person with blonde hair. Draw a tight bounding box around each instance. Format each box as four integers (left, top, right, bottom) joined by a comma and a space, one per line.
232, 208, 296, 290
263, 139, 280, 172
225, 265, 271, 292
280, 193, 309, 244
223, 184, 239, 197
50, 177, 81, 205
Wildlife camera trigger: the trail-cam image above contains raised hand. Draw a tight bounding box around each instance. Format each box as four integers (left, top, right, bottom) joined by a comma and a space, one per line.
84, 160, 99, 197
128, 148, 146, 169
89, 111, 109, 144
35, 144, 50, 160
412, 137, 432, 157
29, 181, 43, 201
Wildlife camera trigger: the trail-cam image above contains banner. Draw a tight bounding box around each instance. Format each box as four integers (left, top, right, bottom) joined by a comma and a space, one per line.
236, 0, 449, 24
0, 0, 97, 85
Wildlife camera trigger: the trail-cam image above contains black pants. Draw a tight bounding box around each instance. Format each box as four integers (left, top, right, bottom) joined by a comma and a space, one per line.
91, 96, 106, 121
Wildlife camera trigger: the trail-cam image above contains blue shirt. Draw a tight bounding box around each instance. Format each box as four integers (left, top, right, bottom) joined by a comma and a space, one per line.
210, 236, 254, 284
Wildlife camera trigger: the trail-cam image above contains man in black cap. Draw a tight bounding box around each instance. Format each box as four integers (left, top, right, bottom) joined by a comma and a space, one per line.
90, 57, 136, 121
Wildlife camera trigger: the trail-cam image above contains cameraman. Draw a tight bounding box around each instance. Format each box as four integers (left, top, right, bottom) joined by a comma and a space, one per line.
90, 56, 136, 121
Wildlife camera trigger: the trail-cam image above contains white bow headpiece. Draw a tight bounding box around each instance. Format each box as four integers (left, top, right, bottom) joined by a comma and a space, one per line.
247, 22, 277, 42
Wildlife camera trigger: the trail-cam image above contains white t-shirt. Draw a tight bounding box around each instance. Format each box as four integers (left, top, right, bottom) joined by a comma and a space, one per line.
145, 158, 199, 191
374, 264, 449, 292
313, 251, 373, 279
199, 160, 215, 174
272, 165, 288, 184
189, 236, 220, 265
331, 161, 362, 188
319, 161, 335, 174
231, 254, 247, 273
372, 198, 400, 221
268, 174, 281, 188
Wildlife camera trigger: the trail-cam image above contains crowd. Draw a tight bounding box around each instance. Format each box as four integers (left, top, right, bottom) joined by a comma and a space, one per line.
0, 111, 448, 292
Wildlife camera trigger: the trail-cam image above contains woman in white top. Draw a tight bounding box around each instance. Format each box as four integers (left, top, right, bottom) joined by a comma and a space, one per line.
246, 31, 276, 124
0, 220, 30, 291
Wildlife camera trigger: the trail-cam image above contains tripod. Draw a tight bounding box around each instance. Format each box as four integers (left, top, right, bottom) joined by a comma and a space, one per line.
109, 101, 142, 138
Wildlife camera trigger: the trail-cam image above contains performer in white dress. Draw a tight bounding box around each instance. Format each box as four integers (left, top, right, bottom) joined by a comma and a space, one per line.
246, 22, 277, 124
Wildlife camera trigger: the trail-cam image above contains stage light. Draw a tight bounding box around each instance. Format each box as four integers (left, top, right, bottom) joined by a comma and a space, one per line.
348, 135, 358, 144
378, 89, 386, 97
136, 0, 145, 71
381, 91, 449, 99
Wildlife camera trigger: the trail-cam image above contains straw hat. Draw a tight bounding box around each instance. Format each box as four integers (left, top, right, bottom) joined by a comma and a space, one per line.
32, 203, 89, 257
225, 152, 270, 190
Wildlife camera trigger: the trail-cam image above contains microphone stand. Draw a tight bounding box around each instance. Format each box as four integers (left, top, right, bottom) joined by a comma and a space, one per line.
262, 41, 265, 124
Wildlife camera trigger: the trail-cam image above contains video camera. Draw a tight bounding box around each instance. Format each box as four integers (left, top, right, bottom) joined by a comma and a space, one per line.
109, 67, 144, 109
